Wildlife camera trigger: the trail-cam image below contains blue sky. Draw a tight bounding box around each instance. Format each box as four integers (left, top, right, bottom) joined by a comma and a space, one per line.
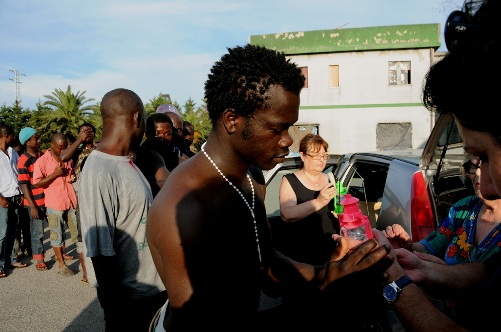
0, 0, 462, 111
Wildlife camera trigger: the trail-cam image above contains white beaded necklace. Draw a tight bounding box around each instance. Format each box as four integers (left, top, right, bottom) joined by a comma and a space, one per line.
201, 146, 262, 263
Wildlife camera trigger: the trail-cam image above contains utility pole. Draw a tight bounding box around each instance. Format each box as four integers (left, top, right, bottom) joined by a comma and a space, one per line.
9, 69, 26, 105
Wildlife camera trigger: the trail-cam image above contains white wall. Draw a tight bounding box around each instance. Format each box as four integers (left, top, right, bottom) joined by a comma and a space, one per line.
288, 48, 435, 154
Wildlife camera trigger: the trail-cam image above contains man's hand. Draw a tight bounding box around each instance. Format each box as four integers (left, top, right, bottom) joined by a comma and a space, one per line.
78, 126, 94, 142
320, 235, 392, 290
414, 251, 446, 264
332, 233, 363, 251
372, 229, 409, 282
0, 196, 9, 208
52, 162, 64, 178
394, 248, 432, 283
30, 205, 39, 219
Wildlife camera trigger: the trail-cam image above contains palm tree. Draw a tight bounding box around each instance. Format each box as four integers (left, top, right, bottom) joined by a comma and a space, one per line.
182, 98, 211, 146
29, 85, 97, 147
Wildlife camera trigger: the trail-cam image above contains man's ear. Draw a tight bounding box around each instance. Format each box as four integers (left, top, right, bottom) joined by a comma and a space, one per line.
222, 109, 240, 134
134, 112, 141, 129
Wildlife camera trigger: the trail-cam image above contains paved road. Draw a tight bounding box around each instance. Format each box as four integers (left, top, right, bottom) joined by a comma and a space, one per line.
0, 225, 281, 332
0, 227, 104, 332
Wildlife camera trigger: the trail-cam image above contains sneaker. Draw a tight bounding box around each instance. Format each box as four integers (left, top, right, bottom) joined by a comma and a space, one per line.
58, 266, 75, 276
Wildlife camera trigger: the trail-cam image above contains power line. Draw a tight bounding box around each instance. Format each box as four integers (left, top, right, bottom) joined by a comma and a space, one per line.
9, 69, 26, 105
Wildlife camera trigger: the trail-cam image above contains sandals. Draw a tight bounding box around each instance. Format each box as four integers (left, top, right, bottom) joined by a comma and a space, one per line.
0, 269, 5, 277
81, 279, 89, 285
63, 254, 76, 260
4, 261, 28, 269
58, 266, 75, 276
36, 262, 48, 271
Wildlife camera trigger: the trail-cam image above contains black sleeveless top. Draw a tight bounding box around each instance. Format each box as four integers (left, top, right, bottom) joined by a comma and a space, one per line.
273, 173, 339, 266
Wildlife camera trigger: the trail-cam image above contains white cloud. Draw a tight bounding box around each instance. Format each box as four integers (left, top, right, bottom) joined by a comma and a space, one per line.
0, 0, 462, 110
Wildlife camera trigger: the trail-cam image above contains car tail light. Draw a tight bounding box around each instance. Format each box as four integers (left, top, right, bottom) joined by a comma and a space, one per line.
410, 171, 435, 241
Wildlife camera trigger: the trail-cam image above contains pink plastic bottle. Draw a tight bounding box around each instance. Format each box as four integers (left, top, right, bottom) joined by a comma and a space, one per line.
338, 194, 373, 241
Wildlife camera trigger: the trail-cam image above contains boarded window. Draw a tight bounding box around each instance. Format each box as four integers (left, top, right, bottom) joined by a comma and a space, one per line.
329, 65, 339, 87
388, 61, 411, 85
300, 67, 308, 88
376, 123, 412, 150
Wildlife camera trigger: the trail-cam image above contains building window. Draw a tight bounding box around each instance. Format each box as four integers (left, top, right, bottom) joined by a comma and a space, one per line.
329, 65, 339, 87
376, 122, 412, 150
388, 61, 411, 85
300, 67, 308, 88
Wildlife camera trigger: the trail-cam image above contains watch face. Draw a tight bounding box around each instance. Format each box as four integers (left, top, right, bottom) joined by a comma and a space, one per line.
383, 284, 398, 302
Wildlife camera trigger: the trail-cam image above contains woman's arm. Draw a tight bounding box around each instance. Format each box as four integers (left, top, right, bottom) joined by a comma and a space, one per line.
279, 175, 331, 222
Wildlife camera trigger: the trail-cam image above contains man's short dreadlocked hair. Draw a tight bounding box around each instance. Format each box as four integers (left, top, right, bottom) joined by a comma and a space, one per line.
204, 44, 305, 126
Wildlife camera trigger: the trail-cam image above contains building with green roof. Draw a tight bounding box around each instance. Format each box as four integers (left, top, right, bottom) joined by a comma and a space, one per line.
249, 24, 442, 154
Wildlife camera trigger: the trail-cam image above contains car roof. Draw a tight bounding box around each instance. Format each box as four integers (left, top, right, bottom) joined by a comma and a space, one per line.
343, 149, 423, 164
340, 113, 463, 171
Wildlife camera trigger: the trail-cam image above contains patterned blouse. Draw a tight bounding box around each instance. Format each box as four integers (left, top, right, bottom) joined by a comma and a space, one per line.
421, 195, 501, 264
420, 195, 501, 318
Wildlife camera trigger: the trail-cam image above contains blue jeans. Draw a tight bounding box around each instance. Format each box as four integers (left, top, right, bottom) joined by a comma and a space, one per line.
27, 206, 46, 260
47, 208, 77, 247
0, 197, 20, 268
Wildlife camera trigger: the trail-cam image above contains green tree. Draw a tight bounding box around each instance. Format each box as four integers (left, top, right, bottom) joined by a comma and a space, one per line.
0, 101, 32, 134
145, 93, 172, 115
29, 85, 98, 149
86, 103, 103, 142
181, 98, 210, 146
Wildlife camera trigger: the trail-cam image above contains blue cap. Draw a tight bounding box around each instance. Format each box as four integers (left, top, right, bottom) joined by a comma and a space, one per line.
19, 127, 36, 145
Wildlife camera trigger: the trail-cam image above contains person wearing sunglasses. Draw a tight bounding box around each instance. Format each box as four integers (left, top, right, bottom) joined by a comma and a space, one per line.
140, 113, 187, 172
382, 152, 501, 321
372, 1, 501, 330
155, 104, 189, 165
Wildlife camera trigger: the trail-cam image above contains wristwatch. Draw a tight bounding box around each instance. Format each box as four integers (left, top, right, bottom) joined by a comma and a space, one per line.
382, 275, 413, 303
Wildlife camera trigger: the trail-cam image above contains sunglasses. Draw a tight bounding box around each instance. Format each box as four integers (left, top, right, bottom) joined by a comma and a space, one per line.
444, 0, 484, 51
462, 160, 480, 175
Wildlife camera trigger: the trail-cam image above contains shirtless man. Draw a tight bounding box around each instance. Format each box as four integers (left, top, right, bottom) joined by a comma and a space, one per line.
147, 44, 391, 331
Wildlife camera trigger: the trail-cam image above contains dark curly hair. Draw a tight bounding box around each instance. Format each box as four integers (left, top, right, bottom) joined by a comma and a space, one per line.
79, 122, 96, 133
422, 0, 501, 144
204, 44, 305, 127
145, 113, 173, 139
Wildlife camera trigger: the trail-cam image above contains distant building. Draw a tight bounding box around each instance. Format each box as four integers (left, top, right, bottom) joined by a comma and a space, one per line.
250, 23, 442, 154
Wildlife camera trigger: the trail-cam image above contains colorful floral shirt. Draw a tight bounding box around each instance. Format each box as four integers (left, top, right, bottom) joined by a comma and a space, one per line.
420, 195, 501, 318
421, 195, 501, 264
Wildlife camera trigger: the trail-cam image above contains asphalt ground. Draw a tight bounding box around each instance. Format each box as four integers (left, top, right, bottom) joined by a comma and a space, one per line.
0, 223, 105, 332
0, 222, 281, 332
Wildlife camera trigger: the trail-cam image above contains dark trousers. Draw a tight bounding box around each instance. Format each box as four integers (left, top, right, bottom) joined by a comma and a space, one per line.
96, 287, 167, 332
15, 206, 31, 257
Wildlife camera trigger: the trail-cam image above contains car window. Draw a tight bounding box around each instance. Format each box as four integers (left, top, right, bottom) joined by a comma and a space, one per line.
265, 169, 296, 217
337, 159, 389, 228
264, 158, 341, 218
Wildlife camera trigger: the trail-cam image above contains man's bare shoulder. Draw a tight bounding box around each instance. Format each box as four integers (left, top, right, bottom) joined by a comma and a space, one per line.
147, 155, 217, 249
149, 155, 213, 219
